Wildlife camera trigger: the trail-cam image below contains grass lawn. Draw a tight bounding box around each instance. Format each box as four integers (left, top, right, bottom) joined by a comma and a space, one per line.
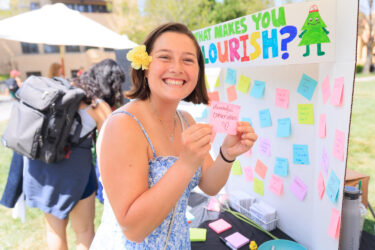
0, 78, 374, 248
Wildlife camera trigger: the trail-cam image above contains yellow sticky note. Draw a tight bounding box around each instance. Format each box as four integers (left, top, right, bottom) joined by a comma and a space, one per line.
231, 160, 242, 175
237, 75, 251, 94
254, 177, 264, 196
205, 74, 210, 90
215, 77, 220, 87
297, 104, 314, 124
189, 228, 207, 242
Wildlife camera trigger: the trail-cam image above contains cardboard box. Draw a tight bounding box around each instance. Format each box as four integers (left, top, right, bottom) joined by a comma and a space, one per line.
345, 169, 370, 208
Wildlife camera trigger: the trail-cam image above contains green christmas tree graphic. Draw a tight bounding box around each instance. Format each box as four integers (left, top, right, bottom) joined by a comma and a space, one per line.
298, 5, 330, 57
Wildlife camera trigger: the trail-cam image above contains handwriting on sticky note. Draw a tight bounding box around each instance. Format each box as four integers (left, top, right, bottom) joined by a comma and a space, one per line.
231, 160, 242, 175
290, 176, 308, 201
259, 109, 272, 127
326, 170, 340, 204
321, 146, 329, 175
333, 129, 345, 161
258, 137, 271, 157
293, 144, 310, 165
237, 75, 251, 94
253, 177, 264, 196
277, 118, 291, 137
255, 159, 268, 179
275, 88, 289, 109
207, 91, 220, 104
297, 104, 314, 124
328, 208, 341, 239
318, 171, 325, 200
250, 80, 265, 98
244, 166, 253, 182
225, 68, 237, 85
226, 86, 238, 102
269, 174, 283, 196
297, 73, 318, 101
209, 101, 240, 135
318, 114, 326, 138
322, 75, 331, 104
274, 157, 288, 177
330, 77, 344, 106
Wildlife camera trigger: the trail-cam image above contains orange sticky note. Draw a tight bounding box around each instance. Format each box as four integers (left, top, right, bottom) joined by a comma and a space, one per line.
317, 171, 325, 200
275, 88, 289, 109
333, 129, 345, 161
330, 77, 344, 106
255, 159, 268, 179
208, 91, 220, 104
244, 166, 253, 182
269, 174, 283, 196
318, 114, 326, 138
328, 208, 341, 239
226, 86, 237, 102
321, 75, 331, 104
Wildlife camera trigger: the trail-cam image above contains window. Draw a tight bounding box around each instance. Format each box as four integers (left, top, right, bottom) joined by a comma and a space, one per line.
84, 46, 99, 51
65, 3, 108, 13
26, 72, 41, 77
65, 46, 81, 53
30, 2, 40, 10
104, 48, 114, 52
21, 42, 39, 54
44, 45, 60, 54
71, 70, 79, 78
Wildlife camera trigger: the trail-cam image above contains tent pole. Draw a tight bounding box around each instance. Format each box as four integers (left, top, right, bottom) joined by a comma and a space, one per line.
60, 45, 65, 77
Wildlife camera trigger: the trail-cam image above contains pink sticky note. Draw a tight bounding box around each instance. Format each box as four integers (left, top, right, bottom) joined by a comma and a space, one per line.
225, 232, 250, 249
269, 174, 283, 196
208, 91, 220, 104
317, 171, 325, 200
244, 148, 252, 157
333, 129, 346, 161
321, 147, 329, 174
328, 208, 341, 239
275, 88, 289, 109
255, 159, 268, 179
322, 75, 331, 104
208, 218, 232, 234
244, 166, 254, 182
209, 101, 241, 135
258, 137, 271, 157
226, 86, 238, 102
206, 197, 221, 212
330, 77, 344, 106
318, 114, 326, 138
290, 176, 308, 201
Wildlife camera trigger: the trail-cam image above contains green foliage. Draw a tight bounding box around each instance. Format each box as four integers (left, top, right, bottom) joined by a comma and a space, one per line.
356, 64, 364, 74
0, 74, 10, 81
0, 0, 29, 20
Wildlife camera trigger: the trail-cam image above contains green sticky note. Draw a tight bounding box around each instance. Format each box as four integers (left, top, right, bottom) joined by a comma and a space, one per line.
254, 177, 264, 196
237, 75, 251, 94
215, 77, 220, 87
231, 160, 242, 175
297, 104, 314, 124
205, 74, 210, 90
190, 228, 207, 242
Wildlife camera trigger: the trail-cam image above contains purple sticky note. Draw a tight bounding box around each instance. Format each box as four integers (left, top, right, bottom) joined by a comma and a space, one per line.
333, 129, 346, 161
225, 232, 250, 249
321, 146, 329, 175
290, 176, 308, 201
258, 137, 271, 157
209, 101, 241, 135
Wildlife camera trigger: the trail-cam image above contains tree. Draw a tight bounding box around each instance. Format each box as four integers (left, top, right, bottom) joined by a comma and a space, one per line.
0, 0, 29, 20
363, 0, 374, 73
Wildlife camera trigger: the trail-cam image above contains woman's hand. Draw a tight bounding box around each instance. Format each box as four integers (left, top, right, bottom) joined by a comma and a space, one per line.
221, 121, 258, 161
180, 123, 212, 168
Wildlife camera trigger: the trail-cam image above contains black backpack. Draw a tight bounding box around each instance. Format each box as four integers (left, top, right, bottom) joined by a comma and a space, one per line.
1, 76, 89, 164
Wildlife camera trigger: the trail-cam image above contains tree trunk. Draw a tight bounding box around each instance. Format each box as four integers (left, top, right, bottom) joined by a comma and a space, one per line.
363, 0, 374, 73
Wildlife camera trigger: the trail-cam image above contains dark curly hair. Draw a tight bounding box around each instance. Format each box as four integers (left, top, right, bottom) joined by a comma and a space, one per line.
72, 59, 125, 108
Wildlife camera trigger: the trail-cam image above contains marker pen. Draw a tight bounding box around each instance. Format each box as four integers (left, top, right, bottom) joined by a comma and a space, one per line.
219, 236, 237, 250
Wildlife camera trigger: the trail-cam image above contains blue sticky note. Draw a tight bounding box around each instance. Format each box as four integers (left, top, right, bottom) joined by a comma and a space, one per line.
293, 144, 309, 165
259, 109, 272, 127
277, 118, 291, 137
274, 157, 288, 177
225, 68, 237, 85
297, 74, 317, 101
241, 117, 253, 126
326, 171, 340, 204
250, 80, 265, 98
201, 108, 208, 118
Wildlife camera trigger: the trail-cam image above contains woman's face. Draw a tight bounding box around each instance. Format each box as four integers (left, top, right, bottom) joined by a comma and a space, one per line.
145, 32, 199, 102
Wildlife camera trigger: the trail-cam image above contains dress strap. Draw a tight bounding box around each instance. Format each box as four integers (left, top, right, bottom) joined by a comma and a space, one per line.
112, 110, 157, 160
177, 110, 189, 131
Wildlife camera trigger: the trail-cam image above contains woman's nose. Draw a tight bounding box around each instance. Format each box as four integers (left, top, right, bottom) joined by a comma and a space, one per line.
169, 60, 183, 74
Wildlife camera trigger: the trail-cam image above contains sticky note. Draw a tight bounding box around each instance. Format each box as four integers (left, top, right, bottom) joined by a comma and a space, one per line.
326, 171, 340, 204
330, 77, 344, 106
274, 157, 288, 177
318, 114, 326, 138
277, 118, 291, 137
244, 166, 253, 182
231, 160, 242, 175
237, 75, 251, 94
241, 117, 253, 126
225, 68, 237, 85
205, 74, 210, 90
206, 197, 221, 212
333, 129, 345, 161
226, 86, 238, 102
250, 80, 265, 98
210, 130, 216, 143
297, 73, 317, 101
322, 75, 331, 104
258, 137, 271, 157
318, 171, 325, 200
297, 104, 314, 124
190, 228, 207, 242
253, 178, 264, 196
208, 218, 232, 234
215, 77, 220, 87
328, 208, 341, 239
201, 108, 208, 118
207, 91, 220, 104
293, 144, 309, 165
290, 176, 308, 201
255, 159, 268, 179
275, 88, 289, 109
225, 232, 250, 249
269, 174, 283, 196
209, 101, 240, 135
321, 147, 329, 175
259, 109, 272, 127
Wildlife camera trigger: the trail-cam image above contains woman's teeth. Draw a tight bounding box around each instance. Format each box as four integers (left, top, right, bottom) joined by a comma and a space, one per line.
164, 79, 184, 85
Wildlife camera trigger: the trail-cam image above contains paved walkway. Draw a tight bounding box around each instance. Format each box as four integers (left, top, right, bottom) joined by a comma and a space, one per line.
0, 95, 14, 122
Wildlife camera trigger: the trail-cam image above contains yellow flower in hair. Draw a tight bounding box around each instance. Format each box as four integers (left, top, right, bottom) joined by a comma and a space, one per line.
126, 45, 152, 70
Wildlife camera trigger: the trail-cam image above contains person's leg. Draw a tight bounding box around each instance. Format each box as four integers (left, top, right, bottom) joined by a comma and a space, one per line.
44, 213, 69, 250
303, 44, 310, 57
70, 193, 95, 250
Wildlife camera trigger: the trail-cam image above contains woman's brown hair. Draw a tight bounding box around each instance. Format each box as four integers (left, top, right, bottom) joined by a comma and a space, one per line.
125, 22, 208, 104
47, 63, 62, 78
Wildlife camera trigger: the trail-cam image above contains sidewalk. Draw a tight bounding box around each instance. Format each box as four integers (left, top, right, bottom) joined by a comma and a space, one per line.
0, 94, 14, 122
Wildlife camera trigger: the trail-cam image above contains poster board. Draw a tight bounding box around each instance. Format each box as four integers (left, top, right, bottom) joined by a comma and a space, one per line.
191, 1, 358, 249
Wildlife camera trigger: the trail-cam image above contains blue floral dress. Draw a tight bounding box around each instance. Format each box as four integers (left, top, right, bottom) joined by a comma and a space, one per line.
90, 111, 201, 250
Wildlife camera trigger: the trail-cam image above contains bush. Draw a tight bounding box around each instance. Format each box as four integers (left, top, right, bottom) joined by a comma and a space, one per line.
356, 64, 364, 73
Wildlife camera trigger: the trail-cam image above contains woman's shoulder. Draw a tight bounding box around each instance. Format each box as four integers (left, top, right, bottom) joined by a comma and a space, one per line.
178, 109, 195, 126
